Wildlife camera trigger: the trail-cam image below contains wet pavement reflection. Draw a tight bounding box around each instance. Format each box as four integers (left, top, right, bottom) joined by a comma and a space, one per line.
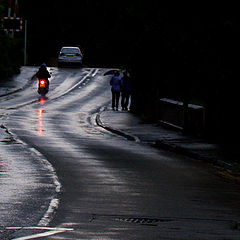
37, 98, 47, 136
1, 67, 240, 239
37, 109, 44, 136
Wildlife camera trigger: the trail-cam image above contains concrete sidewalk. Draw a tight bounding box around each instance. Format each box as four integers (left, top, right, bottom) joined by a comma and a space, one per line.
97, 107, 240, 180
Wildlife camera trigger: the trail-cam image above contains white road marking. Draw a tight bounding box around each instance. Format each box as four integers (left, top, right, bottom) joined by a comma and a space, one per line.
64, 68, 97, 94
91, 68, 99, 77
6, 134, 62, 227
7, 227, 74, 240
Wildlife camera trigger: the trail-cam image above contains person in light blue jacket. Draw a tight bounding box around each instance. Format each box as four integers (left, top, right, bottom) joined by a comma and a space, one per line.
110, 71, 122, 111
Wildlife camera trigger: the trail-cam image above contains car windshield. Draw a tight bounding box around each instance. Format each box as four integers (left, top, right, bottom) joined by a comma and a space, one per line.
61, 48, 80, 54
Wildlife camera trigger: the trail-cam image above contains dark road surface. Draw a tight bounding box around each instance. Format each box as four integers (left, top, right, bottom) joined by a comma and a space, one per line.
0, 67, 240, 239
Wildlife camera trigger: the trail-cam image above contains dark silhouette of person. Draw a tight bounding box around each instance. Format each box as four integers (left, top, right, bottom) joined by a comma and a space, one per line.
121, 71, 131, 111
110, 71, 121, 111
36, 63, 51, 89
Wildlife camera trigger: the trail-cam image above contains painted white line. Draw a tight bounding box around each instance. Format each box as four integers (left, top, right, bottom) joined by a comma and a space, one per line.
12, 230, 65, 240
7, 227, 74, 240
92, 68, 99, 77
27, 147, 61, 227
63, 68, 96, 95
28, 147, 61, 194
5, 134, 62, 227
7, 227, 73, 231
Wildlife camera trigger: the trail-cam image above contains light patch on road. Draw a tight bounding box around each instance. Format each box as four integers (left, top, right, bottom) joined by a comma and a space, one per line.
7, 226, 74, 240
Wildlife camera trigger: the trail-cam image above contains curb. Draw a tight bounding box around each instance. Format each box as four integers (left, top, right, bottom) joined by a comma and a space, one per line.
95, 108, 207, 161
95, 108, 139, 142
95, 108, 240, 181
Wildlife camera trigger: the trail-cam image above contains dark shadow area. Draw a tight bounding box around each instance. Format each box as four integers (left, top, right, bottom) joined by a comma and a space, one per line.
1, 2, 239, 146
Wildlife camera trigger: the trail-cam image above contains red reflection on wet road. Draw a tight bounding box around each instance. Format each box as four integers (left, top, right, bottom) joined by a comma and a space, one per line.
38, 109, 44, 136
39, 98, 46, 106
38, 98, 46, 136
38, 109, 43, 117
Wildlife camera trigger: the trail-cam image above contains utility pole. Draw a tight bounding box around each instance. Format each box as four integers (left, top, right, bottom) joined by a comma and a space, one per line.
8, 0, 12, 17
6, 0, 27, 65
24, 20, 27, 65
8, 0, 14, 37
14, 0, 18, 17
8, 0, 18, 17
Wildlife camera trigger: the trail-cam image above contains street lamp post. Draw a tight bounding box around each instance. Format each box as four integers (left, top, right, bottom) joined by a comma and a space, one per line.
24, 19, 27, 65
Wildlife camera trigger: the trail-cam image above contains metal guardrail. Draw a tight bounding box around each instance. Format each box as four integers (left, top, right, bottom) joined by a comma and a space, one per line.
158, 98, 205, 135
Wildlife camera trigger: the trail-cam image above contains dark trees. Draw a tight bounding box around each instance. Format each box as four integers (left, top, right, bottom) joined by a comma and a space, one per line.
16, 2, 240, 141
0, 0, 21, 79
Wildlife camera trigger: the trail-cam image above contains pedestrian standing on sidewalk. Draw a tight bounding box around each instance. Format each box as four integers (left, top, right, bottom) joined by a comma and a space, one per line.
110, 70, 121, 111
121, 71, 131, 111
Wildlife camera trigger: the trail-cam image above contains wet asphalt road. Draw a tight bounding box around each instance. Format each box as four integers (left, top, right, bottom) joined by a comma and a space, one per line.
0, 67, 240, 239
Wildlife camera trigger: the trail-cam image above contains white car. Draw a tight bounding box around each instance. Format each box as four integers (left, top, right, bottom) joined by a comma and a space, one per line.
58, 47, 83, 67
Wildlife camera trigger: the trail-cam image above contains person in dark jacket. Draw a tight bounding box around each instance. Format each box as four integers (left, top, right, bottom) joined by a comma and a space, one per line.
121, 71, 131, 111
36, 63, 51, 89
110, 71, 122, 111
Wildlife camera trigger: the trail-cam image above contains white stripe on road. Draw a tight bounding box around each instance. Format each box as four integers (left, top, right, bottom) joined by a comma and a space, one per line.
91, 68, 99, 77
2, 133, 62, 227
65, 68, 98, 93
7, 227, 74, 240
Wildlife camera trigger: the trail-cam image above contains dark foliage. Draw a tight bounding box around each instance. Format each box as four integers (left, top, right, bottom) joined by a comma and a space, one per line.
0, 31, 21, 78
0, 0, 21, 79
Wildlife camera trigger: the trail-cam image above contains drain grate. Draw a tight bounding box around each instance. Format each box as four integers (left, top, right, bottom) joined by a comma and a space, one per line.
115, 217, 172, 226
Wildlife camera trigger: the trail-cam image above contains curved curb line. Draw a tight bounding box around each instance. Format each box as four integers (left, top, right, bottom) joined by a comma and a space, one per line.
95, 108, 240, 182
0, 124, 62, 227
96, 107, 140, 142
